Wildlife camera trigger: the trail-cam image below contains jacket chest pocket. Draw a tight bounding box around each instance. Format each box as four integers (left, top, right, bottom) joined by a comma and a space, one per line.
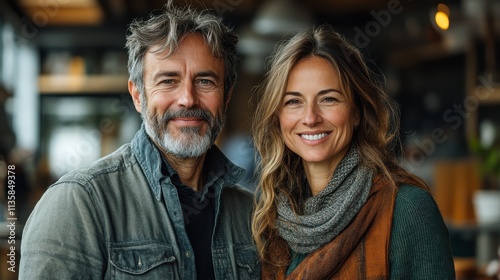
109, 241, 177, 279
234, 245, 260, 280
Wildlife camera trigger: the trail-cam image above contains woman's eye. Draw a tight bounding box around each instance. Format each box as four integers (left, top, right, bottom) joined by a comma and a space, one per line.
284, 99, 301, 106
322, 96, 339, 103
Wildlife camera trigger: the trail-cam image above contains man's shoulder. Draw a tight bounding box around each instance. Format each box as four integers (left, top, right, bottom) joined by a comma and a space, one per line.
222, 185, 254, 200
219, 186, 255, 230
221, 185, 255, 211
55, 143, 136, 188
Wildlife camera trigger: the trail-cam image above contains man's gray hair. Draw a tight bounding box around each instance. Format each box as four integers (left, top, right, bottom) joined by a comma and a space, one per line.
125, 1, 239, 101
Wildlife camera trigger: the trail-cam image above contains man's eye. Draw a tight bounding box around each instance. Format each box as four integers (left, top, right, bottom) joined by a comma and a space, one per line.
195, 79, 218, 91
161, 79, 175, 85
197, 79, 215, 86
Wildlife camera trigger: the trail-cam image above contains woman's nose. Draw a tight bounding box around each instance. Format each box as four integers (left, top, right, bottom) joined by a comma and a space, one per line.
302, 103, 322, 126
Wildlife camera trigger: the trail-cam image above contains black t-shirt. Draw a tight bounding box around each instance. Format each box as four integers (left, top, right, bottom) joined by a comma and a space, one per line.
162, 159, 216, 280
175, 182, 215, 280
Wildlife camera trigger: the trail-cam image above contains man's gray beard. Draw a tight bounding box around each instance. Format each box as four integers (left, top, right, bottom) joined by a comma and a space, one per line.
140, 95, 225, 159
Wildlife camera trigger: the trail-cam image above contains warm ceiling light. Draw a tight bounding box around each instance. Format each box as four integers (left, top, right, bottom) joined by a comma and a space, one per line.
252, 0, 312, 36
435, 11, 450, 30
435, 3, 450, 30
19, 0, 104, 26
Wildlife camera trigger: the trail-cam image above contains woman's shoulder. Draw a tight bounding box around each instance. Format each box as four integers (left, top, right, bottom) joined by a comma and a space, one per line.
392, 184, 447, 233
390, 186, 455, 279
395, 184, 436, 210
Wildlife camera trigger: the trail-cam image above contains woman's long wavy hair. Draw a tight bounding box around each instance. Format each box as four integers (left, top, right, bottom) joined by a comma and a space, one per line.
251, 25, 427, 262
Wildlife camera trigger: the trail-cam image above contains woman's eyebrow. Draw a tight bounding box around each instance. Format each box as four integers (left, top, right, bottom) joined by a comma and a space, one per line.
284, 89, 342, 96
318, 88, 342, 95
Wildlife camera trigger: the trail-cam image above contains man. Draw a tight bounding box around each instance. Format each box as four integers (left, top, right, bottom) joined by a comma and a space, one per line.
20, 2, 259, 279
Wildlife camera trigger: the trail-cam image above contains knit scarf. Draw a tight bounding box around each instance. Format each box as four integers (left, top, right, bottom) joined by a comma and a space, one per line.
276, 146, 373, 254
262, 174, 398, 279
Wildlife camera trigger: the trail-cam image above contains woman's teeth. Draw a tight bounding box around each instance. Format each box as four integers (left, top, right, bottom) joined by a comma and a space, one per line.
301, 133, 328, 141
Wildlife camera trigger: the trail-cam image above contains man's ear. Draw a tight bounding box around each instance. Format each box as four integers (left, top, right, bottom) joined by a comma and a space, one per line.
128, 80, 142, 113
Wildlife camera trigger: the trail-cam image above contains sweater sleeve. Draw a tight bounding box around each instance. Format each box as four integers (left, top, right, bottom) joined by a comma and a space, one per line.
389, 185, 456, 280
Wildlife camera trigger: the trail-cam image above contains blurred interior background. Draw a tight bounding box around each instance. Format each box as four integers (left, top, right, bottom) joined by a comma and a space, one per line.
1, 0, 500, 278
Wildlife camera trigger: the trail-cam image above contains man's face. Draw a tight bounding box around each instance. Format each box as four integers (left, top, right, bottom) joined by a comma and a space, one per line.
130, 33, 227, 158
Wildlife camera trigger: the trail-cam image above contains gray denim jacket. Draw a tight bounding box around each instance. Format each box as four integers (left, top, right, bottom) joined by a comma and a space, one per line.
20, 127, 260, 279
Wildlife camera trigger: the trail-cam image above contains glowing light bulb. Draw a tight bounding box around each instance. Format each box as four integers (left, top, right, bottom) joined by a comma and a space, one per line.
435, 3, 450, 30
435, 11, 450, 30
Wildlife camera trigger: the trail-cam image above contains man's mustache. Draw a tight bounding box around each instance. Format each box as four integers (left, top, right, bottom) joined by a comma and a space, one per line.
159, 108, 213, 124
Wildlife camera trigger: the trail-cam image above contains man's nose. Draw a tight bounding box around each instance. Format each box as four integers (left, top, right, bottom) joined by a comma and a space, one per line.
177, 82, 199, 108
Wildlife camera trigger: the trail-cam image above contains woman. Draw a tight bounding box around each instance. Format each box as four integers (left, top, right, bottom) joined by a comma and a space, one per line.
251, 25, 455, 279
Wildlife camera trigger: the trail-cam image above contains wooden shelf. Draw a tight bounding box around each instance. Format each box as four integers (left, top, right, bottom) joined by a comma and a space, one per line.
474, 85, 500, 105
39, 74, 128, 94
388, 41, 465, 68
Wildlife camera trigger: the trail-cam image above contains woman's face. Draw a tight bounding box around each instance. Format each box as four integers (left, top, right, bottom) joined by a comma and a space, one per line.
278, 56, 359, 169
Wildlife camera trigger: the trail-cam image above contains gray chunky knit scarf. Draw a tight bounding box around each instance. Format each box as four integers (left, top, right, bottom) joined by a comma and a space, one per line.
276, 146, 373, 254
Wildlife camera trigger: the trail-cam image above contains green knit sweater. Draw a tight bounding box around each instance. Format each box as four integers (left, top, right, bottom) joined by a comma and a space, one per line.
286, 185, 456, 279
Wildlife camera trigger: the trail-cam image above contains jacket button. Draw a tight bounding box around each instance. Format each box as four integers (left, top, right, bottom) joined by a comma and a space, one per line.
185, 251, 192, 258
